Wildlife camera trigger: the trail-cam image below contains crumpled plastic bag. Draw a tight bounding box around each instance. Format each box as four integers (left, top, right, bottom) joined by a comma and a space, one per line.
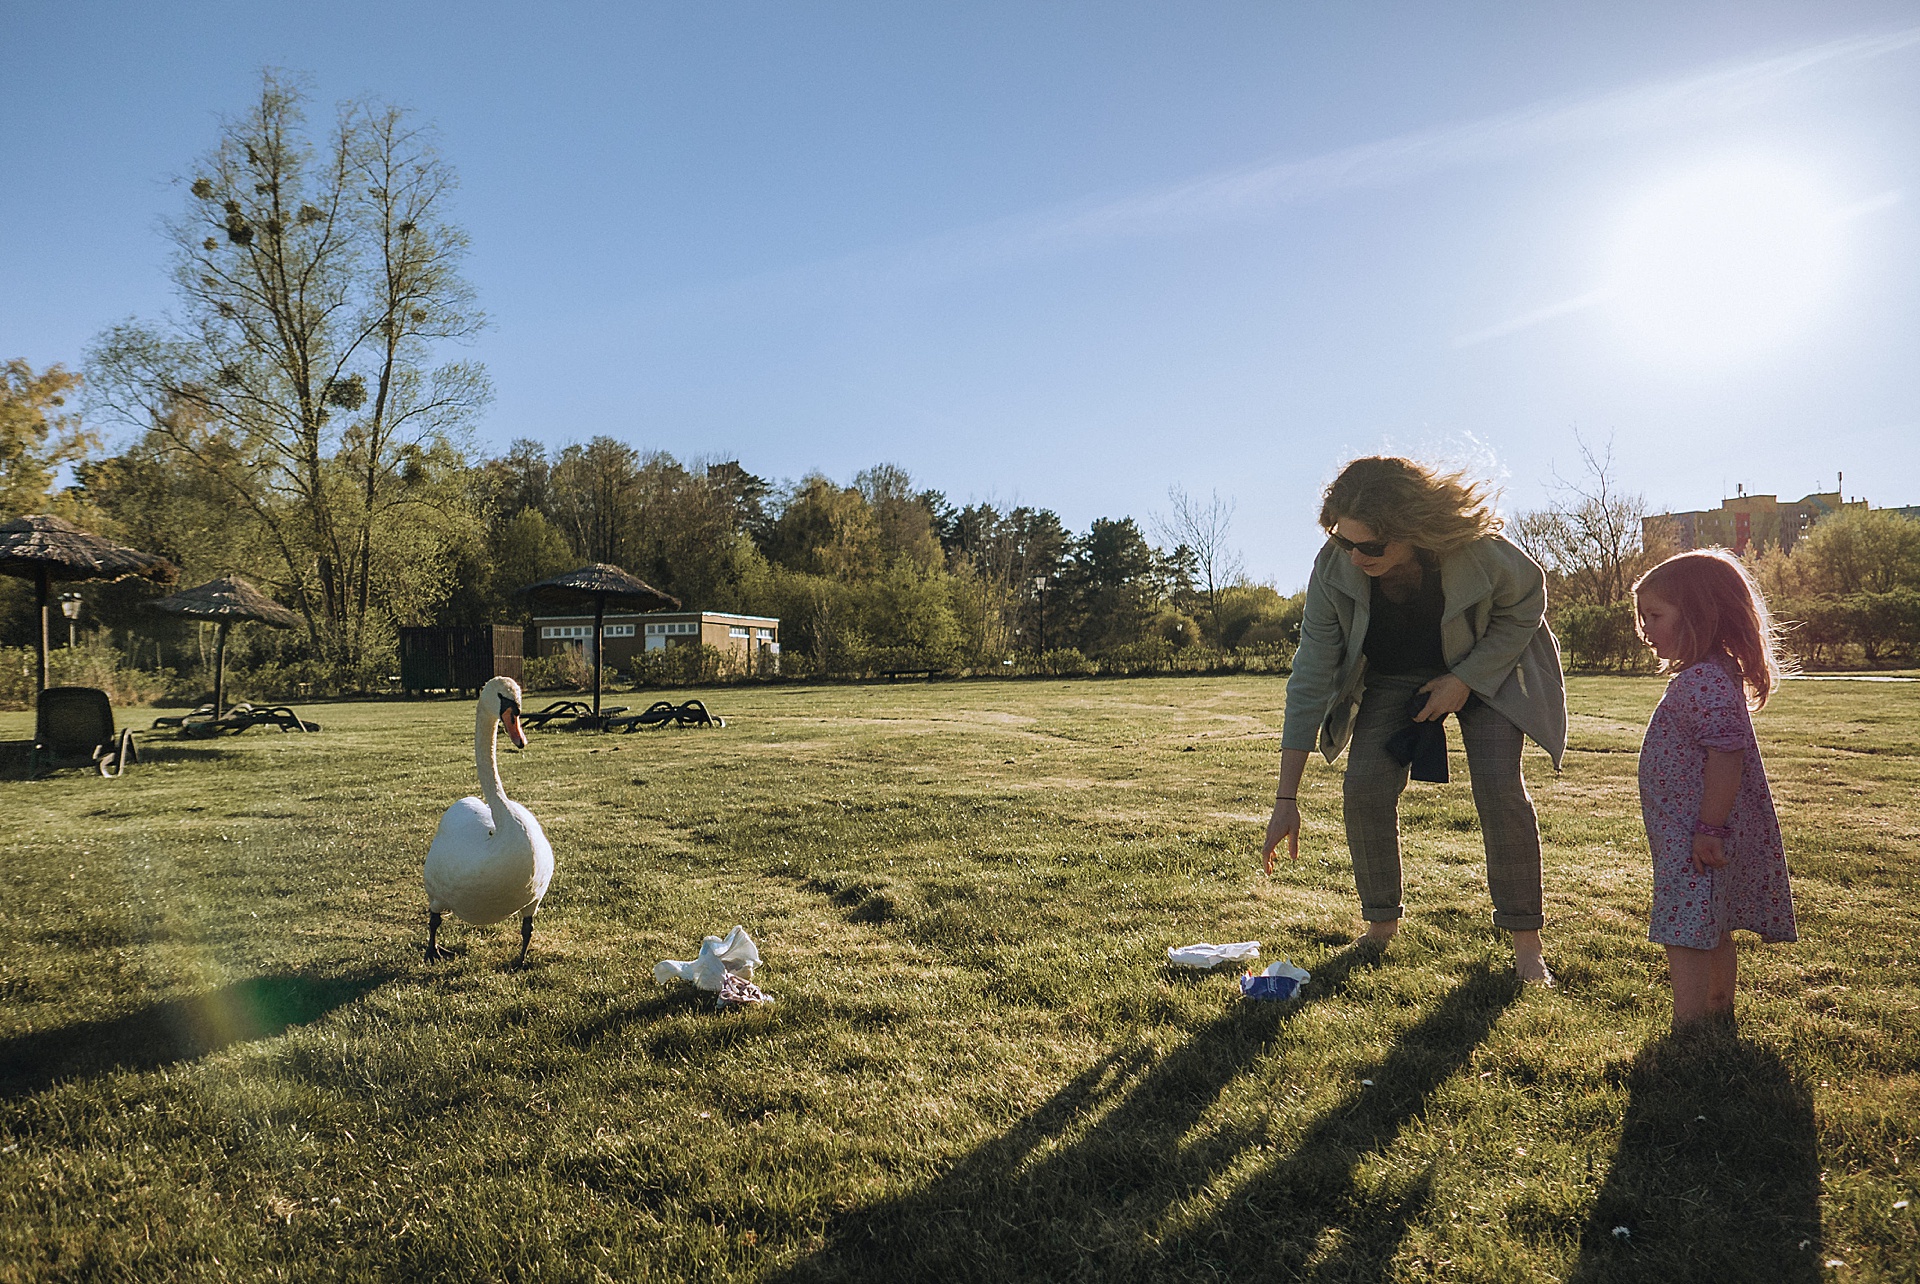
716, 972, 773, 1010
655, 925, 761, 991
1240, 957, 1311, 1000
1167, 940, 1261, 969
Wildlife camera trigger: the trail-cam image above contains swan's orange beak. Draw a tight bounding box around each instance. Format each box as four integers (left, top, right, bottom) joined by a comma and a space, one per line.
501, 704, 527, 749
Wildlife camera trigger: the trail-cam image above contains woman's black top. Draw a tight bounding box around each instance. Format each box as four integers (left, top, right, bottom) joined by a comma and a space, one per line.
1363, 563, 1446, 675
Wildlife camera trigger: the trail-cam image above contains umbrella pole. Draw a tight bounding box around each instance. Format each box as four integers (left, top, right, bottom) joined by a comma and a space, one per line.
592, 598, 605, 719
35, 567, 50, 694
214, 621, 231, 717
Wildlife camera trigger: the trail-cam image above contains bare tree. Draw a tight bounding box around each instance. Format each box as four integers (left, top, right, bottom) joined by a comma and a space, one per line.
87, 70, 487, 664
1511, 434, 1667, 607
1155, 485, 1243, 639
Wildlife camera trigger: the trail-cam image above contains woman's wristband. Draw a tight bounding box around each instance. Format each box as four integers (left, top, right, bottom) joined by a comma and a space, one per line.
1694, 819, 1732, 838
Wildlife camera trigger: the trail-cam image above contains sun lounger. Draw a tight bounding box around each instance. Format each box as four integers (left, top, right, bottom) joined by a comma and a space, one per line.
150, 703, 217, 730
604, 700, 680, 732
519, 699, 591, 729
32, 687, 138, 778
180, 703, 320, 737
673, 699, 725, 728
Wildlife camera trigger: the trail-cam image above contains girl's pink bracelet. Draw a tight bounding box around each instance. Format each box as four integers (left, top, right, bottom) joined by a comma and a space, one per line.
1694, 819, 1733, 838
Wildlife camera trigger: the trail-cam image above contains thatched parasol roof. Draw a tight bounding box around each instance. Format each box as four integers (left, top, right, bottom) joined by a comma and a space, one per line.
0, 514, 176, 585
522, 563, 679, 613
148, 576, 303, 628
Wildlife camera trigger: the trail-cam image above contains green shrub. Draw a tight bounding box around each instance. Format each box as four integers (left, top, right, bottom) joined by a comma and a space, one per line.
1034, 647, 1095, 676
1556, 601, 1648, 672
630, 643, 739, 688
0, 639, 172, 709
524, 650, 594, 692
1099, 638, 1175, 675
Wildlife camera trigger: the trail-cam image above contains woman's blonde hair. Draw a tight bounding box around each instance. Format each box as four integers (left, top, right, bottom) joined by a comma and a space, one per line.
1319, 456, 1503, 555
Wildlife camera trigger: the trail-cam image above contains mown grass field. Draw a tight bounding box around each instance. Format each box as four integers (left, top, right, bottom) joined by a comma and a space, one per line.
1, 674, 1916, 1282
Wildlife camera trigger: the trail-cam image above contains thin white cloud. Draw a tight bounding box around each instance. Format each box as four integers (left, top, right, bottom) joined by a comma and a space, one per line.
807, 25, 1920, 289
1452, 289, 1617, 348
625, 23, 1920, 326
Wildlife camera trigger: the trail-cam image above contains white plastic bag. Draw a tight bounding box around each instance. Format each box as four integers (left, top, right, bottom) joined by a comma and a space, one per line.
1167, 940, 1261, 969
1260, 958, 1310, 983
654, 925, 762, 991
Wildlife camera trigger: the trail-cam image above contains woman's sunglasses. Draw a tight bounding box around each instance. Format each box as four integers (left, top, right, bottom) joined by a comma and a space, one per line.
1329, 532, 1391, 558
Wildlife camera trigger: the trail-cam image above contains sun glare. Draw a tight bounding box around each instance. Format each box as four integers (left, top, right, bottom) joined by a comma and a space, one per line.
1607, 158, 1843, 367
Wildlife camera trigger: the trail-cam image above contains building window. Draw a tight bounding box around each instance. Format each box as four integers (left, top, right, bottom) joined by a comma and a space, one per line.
729, 626, 749, 637
541, 625, 590, 639
604, 624, 633, 637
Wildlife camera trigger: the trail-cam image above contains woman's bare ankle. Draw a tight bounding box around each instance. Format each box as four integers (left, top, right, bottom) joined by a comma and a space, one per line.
1362, 920, 1400, 944
1510, 929, 1552, 984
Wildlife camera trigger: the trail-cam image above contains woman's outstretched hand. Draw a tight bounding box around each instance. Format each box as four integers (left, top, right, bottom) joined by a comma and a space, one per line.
1414, 672, 1471, 722
1263, 799, 1302, 874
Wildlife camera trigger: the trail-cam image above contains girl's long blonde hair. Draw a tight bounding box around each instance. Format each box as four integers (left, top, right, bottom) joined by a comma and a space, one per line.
1633, 548, 1791, 708
1319, 456, 1503, 555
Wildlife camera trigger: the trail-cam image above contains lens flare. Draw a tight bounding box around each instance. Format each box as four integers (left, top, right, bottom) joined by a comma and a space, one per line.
1607, 158, 1843, 367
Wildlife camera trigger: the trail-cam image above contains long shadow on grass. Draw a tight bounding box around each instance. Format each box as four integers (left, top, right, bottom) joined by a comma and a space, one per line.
0, 968, 397, 1099
775, 949, 1516, 1283
1569, 1028, 1820, 1284
1156, 965, 1519, 1280
0, 738, 240, 779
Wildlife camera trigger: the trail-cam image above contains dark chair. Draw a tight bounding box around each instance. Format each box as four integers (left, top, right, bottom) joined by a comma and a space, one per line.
520, 699, 594, 730
180, 703, 321, 737
606, 700, 679, 732
673, 699, 725, 728
32, 687, 138, 778
151, 703, 216, 730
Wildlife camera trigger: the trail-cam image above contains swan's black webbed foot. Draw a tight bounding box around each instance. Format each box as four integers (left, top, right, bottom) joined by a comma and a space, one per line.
512, 916, 535, 968
424, 910, 452, 963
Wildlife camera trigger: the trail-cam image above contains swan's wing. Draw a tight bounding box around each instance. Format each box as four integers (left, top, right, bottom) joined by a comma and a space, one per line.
503, 799, 556, 906
425, 796, 499, 916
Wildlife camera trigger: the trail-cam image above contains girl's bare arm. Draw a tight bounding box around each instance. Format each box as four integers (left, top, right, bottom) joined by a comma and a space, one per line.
1692, 748, 1745, 872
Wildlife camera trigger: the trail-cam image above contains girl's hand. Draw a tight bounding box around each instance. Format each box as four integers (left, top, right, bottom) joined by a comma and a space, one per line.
1263, 799, 1302, 874
1414, 673, 1471, 722
1692, 833, 1729, 873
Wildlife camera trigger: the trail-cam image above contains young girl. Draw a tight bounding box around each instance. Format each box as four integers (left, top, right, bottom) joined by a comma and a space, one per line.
1633, 549, 1796, 1029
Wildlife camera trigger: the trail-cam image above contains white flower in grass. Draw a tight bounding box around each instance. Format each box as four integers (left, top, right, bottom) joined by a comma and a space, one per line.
1611, 1226, 1631, 1240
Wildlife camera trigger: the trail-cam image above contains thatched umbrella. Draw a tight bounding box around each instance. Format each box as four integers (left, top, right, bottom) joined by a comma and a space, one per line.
146, 576, 304, 717
0, 515, 176, 694
521, 563, 678, 718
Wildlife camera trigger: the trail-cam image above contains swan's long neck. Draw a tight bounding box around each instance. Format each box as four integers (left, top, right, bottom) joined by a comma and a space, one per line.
476, 705, 508, 812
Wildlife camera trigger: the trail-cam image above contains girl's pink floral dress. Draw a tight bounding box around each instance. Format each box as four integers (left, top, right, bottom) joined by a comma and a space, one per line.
1639, 659, 1796, 949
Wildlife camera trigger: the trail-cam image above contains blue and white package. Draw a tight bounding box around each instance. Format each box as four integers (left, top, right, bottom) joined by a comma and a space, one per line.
1239, 958, 1310, 1000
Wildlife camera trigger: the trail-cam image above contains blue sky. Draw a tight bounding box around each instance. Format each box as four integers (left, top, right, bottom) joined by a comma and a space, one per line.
5, 1, 1918, 587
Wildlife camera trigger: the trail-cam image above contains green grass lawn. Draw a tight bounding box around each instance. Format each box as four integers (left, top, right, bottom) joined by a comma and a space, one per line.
1, 675, 1915, 1282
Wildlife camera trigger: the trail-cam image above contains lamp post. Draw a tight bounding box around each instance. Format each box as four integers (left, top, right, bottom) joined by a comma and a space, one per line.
58, 592, 82, 649
1032, 576, 1047, 653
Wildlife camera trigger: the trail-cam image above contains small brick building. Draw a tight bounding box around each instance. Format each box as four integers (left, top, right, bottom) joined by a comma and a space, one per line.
532, 610, 779, 669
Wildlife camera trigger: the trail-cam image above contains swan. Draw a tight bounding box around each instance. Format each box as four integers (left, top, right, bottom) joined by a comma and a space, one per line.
423, 676, 555, 965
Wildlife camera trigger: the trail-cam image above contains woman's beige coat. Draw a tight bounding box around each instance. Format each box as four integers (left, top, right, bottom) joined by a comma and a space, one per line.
1280, 534, 1568, 767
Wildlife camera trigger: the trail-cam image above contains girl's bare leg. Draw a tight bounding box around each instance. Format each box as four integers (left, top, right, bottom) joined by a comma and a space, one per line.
1667, 938, 1737, 1029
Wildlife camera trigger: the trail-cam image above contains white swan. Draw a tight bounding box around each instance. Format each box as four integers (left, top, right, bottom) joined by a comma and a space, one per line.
423, 676, 555, 965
